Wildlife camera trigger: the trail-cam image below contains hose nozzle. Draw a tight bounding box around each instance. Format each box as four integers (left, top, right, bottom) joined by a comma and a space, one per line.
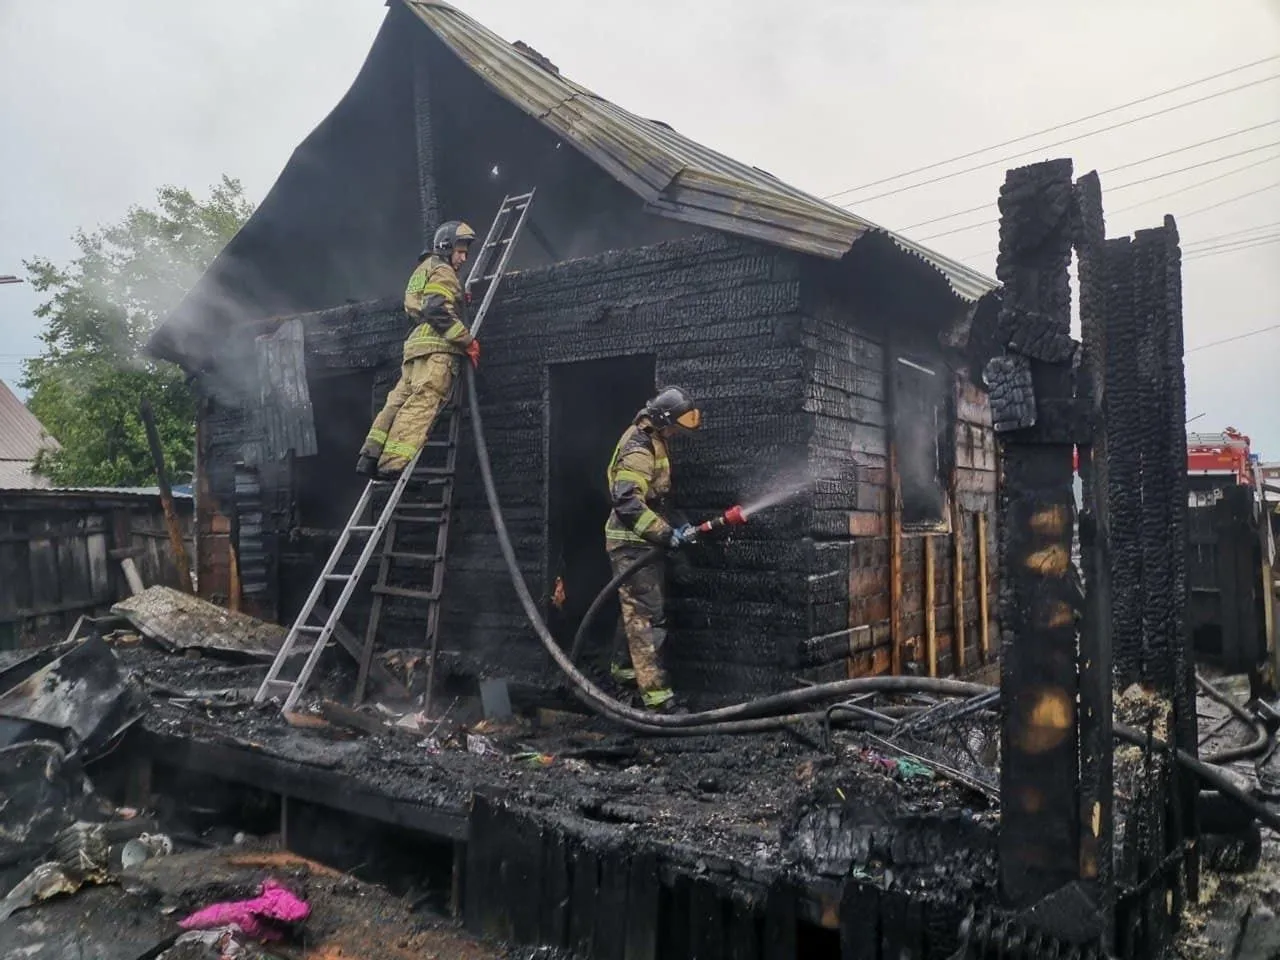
694, 505, 749, 538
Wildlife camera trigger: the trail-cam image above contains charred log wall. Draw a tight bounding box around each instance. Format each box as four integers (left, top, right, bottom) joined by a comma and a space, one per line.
198, 229, 998, 701
292, 233, 816, 697
799, 286, 997, 683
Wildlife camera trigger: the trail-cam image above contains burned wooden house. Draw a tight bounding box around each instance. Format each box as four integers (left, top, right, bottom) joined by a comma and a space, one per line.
151, 0, 1001, 700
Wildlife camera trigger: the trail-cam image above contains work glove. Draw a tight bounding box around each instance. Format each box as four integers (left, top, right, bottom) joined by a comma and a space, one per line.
466, 339, 481, 369
668, 524, 696, 550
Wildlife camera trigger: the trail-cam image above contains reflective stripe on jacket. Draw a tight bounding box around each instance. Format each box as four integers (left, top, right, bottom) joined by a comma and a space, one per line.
605, 420, 672, 548
403, 256, 472, 360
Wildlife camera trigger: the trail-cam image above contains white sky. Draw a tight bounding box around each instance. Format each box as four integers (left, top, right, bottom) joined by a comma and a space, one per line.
1, 0, 1278, 449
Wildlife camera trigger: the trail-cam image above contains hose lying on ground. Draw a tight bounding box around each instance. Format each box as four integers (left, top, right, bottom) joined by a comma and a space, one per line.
463, 368, 1280, 831
1195, 671, 1272, 765
1114, 721, 1280, 834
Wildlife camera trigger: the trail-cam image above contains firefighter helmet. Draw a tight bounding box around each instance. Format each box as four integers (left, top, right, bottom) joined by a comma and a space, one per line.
433, 220, 477, 256
644, 386, 701, 431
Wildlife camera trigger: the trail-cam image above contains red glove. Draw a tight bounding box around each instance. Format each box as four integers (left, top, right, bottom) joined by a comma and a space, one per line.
466, 339, 481, 369
465, 291, 473, 305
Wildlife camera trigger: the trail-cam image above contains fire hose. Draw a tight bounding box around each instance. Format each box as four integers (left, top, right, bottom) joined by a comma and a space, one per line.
566, 506, 746, 665
462, 368, 989, 736
463, 369, 1280, 831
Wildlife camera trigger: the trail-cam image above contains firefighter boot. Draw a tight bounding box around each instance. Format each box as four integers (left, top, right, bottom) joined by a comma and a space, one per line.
355, 454, 379, 478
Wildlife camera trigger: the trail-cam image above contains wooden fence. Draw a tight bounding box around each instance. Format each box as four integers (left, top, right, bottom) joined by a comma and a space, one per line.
0, 488, 195, 648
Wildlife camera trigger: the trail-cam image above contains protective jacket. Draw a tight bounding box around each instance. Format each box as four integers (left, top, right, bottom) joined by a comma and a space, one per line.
402, 256, 473, 360
605, 418, 673, 549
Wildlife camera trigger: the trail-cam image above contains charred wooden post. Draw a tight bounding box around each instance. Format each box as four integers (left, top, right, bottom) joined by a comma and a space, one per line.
1071, 171, 1115, 934
139, 398, 195, 593
1108, 217, 1196, 952
989, 159, 1089, 917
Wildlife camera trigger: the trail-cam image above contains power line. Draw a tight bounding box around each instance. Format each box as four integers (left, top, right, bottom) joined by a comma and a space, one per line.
1184, 233, 1280, 259
1107, 152, 1280, 216
920, 162, 1280, 244
1110, 139, 1280, 189
1181, 221, 1280, 248
1105, 118, 1280, 175
955, 180, 1280, 262
1180, 180, 1280, 217
901, 134, 1280, 232
916, 141, 1280, 240
833, 74, 1280, 207
1186, 321, 1280, 353
822, 54, 1280, 200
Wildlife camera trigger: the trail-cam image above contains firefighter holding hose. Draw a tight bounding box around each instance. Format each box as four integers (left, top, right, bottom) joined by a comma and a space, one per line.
356, 221, 482, 479
604, 387, 702, 711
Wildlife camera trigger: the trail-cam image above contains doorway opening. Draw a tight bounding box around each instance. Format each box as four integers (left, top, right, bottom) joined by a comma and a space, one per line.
547, 355, 656, 665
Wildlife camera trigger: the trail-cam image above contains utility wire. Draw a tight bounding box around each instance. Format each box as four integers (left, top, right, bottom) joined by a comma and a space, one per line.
1110, 140, 1280, 189
901, 134, 1280, 232
956, 180, 1280, 263
1182, 221, 1280, 247
1184, 233, 1280, 259
915, 142, 1280, 241
822, 54, 1280, 200
1186, 322, 1280, 353
1107, 152, 1280, 216
1180, 180, 1280, 217
833, 74, 1280, 206
1106, 119, 1280, 175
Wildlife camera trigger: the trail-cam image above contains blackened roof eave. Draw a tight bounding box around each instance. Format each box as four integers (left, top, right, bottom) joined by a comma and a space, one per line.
403, 0, 997, 304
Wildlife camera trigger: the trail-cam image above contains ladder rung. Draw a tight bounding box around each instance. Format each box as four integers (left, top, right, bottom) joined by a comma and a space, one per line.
262, 680, 295, 697
383, 550, 443, 563
394, 513, 447, 525
413, 467, 456, 476
350, 525, 378, 533
296, 625, 325, 634
323, 573, 352, 582
371, 585, 442, 601
423, 440, 454, 448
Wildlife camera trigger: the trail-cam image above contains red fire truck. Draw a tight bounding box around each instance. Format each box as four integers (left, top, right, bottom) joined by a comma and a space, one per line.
1187, 427, 1254, 487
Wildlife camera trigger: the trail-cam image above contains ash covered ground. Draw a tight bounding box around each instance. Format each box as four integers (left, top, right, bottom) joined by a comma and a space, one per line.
112, 640, 1000, 896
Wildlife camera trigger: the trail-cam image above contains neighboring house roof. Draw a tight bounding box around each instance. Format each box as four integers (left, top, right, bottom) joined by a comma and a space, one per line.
404, 0, 996, 303
0, 380, 57, 461
0, 380, 58, 489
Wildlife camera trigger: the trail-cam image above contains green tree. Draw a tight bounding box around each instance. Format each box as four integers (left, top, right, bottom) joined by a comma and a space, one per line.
21, 177, 254, 486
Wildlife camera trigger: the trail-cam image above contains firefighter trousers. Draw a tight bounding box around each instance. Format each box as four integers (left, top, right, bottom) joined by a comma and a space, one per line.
608, 543, 670, 703
360, 352, 457, 473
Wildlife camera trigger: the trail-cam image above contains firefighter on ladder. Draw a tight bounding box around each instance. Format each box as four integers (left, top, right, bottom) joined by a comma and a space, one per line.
605, 387, 703, 711
356, 221, 483, 480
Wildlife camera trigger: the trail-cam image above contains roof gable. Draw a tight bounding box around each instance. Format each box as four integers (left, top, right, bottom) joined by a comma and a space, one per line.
404, 0, 995, 302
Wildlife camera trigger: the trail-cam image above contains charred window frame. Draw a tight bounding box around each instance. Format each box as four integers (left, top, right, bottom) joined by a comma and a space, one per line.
891, 354, 952, 532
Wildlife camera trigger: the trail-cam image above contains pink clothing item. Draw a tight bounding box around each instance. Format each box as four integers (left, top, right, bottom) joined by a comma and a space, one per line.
178, 878, 310, 941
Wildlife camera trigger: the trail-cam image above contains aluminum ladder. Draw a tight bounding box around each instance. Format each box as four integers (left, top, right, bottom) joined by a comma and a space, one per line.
255, 190, 535, 713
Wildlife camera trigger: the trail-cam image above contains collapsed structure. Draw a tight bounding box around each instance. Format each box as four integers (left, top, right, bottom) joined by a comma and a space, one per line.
149, 0, 1001, 699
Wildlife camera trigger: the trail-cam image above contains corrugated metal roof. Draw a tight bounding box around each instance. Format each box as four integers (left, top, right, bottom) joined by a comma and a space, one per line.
0, 380, 58, 462
404, 0, 997, 303
0, 484, 193, 500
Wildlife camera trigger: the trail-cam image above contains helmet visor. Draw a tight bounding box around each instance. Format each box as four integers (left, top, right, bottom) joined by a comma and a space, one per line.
675, 407, 702, 430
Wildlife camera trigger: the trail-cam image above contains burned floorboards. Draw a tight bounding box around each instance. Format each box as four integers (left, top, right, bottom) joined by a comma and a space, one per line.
104, 644, 1001, 959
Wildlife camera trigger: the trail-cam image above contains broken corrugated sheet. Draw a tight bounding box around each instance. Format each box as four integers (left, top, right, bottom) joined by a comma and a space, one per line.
112, 586, 287, 659
243, 318, 317, 464
0, 636, 144, 756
